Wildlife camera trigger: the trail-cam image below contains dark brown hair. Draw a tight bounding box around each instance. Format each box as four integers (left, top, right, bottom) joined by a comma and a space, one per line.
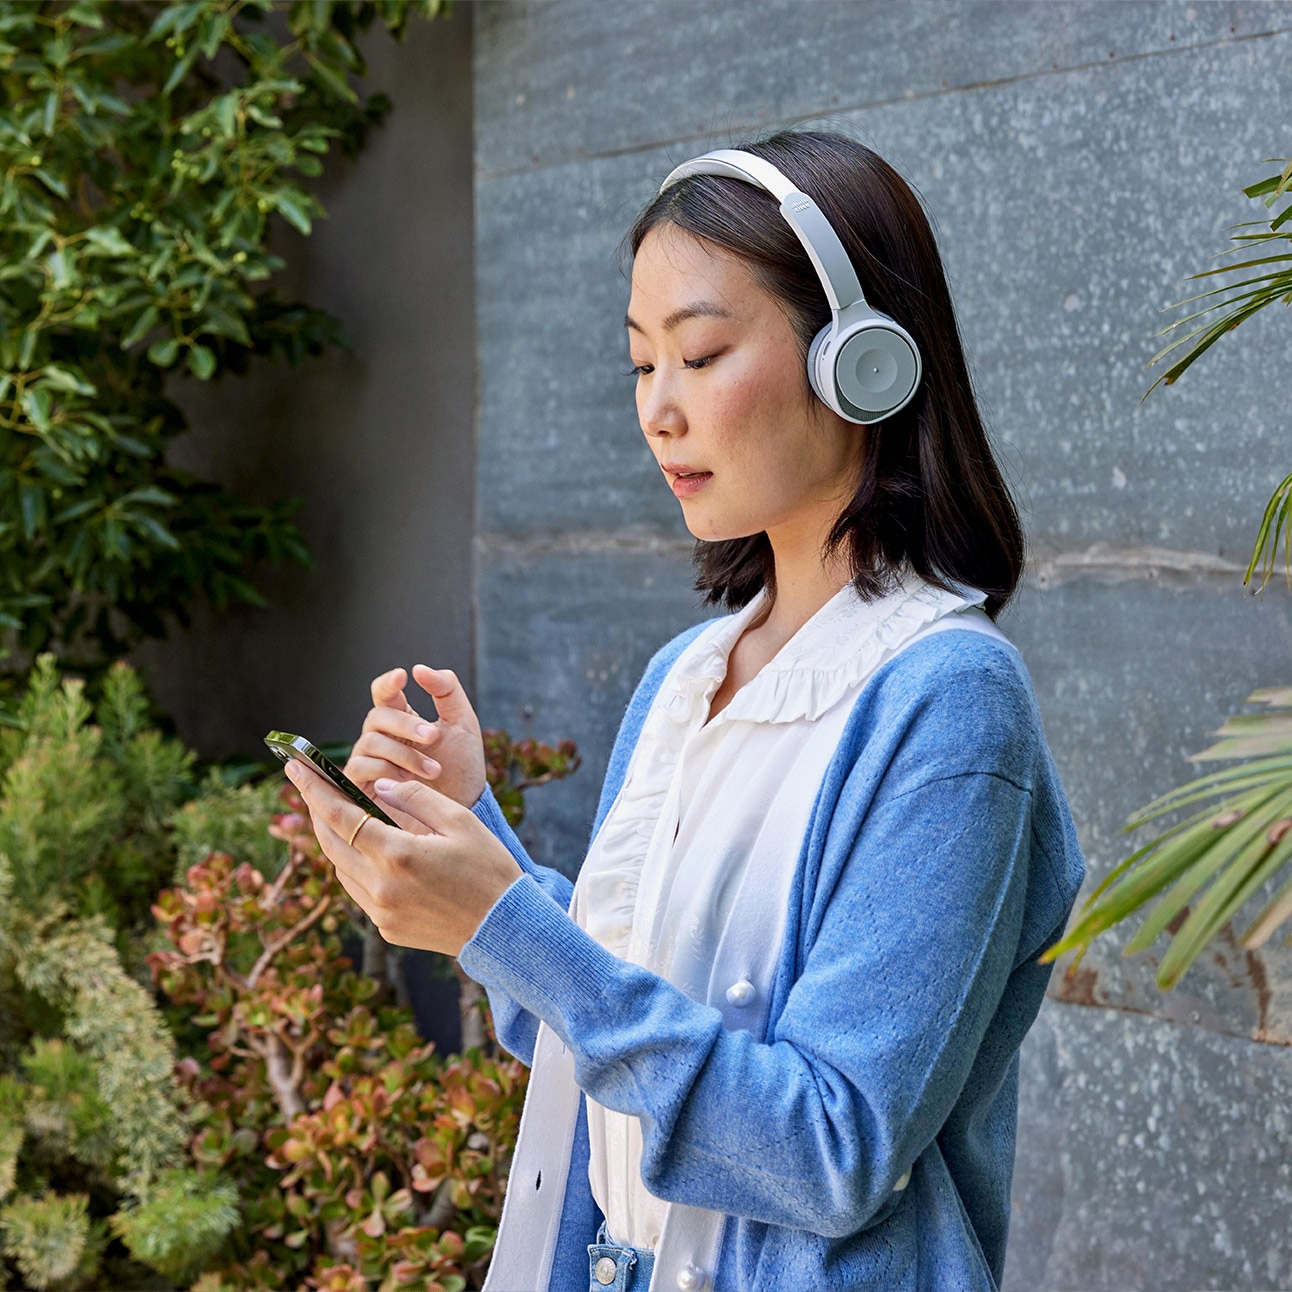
622, 129, 1023, 619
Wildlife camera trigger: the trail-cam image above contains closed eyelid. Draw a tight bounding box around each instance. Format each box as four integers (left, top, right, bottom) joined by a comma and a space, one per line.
626, 353, 718, 375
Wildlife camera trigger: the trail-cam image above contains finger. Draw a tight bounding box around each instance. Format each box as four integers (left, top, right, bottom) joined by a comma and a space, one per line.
359, 706, 436, 748
345, 753, 432, 792
311, 809, 398, 926
284, 759, 386, 855
333, 862, 381, 919
286, 761, 416, 897
370, 667, 412, 712
350, 731, 440, 780
283, 759, 364, 841
412, 665, 476, 728
373, 776, 458, 835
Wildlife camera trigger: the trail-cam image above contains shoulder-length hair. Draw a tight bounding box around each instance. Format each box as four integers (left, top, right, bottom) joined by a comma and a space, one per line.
621, 129, 1023, 620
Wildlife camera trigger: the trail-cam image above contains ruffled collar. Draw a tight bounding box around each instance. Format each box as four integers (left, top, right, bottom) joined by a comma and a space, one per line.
660, 571, 986, 728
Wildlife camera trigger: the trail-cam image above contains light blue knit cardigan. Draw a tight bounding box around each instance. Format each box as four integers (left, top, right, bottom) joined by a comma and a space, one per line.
458, 620, 1085, 1292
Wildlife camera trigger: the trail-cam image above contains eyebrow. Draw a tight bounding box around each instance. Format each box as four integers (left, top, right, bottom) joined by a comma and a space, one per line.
624, 301, 733, 333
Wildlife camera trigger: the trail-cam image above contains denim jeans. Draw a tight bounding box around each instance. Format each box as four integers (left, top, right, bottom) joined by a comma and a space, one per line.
587, 1219, 655, 1291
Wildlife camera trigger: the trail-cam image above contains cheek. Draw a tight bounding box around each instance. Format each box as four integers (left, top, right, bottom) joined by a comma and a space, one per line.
715, 370, 806, 467
704, 364, 786, 454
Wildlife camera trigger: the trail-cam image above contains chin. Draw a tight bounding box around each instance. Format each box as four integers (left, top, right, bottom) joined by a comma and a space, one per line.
683, 516, 763, 544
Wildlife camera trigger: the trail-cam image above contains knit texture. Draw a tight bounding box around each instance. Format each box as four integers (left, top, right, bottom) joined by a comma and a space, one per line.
461, 623, 1085, 1292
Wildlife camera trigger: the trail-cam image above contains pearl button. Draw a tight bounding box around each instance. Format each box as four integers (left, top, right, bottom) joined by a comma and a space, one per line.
893, 1167, 911, 1192
676, 1264, 707, 1290
594, 1254, 618, 1285
725, 979, 755, 1008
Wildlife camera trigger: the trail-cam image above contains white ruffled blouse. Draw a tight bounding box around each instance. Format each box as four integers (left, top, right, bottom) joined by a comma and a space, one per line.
569, 571, 1000, 1251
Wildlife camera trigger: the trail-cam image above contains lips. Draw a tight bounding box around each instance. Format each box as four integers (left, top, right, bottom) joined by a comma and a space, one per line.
669, 470, 712, 499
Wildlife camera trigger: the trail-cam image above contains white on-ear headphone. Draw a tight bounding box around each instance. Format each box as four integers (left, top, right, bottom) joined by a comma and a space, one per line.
657, 148, 922, 424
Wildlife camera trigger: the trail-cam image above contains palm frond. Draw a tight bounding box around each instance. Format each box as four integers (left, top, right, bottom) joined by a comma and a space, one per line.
1245, 474, 1292, 592
1041, 690, 1292, 989
1141, 152, 1292, 590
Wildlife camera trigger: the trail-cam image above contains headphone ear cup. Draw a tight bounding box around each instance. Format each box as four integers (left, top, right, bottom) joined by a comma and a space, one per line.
834, 323, 920, 421
809, 317, 922, 424
806, 324, 846, 418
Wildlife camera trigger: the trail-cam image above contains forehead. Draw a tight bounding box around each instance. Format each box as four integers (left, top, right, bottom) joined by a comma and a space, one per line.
627, 225, 762, 323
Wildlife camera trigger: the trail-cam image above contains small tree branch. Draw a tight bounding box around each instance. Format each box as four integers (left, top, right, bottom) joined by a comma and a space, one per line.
423, 1178, 457, 1233
261, 1031, 306, 1123
246, 894, 332, 990
261, 845, 301, 911
455, 963, 487, 1054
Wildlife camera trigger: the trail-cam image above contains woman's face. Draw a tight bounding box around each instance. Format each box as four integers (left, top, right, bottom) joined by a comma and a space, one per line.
625, 223, 865, 546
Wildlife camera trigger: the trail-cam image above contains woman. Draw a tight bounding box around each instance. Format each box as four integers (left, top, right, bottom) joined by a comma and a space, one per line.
285, 129, 1085, 1292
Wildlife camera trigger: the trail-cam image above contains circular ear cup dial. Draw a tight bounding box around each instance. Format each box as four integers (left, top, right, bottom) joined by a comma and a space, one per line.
809, 321, 921, 423
835, 326, 919, 418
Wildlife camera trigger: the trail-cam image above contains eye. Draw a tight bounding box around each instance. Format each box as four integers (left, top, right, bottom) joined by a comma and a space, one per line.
623, 355, 716, 378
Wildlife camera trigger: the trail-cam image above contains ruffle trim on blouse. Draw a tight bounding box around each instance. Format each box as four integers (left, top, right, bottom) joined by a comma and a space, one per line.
573, 573, 985, 960
724, 580, 984, 726
573, 598, 762, 956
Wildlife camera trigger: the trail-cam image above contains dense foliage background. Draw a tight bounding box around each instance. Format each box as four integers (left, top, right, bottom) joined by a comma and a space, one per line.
0, 0, 441, 708
0, 4, 583, 1287
0, 655, 578, 1289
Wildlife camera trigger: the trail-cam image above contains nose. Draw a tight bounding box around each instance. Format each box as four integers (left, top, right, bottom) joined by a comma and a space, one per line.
637, 369, 686, 441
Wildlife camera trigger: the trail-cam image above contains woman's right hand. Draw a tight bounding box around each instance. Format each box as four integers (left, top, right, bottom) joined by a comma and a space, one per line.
344, 665, 488, 822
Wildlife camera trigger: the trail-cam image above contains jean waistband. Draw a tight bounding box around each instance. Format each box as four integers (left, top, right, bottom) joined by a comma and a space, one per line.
588, 1219, 656, 1291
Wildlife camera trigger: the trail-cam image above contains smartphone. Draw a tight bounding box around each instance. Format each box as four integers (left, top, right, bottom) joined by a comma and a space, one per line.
264, 731, 400, 829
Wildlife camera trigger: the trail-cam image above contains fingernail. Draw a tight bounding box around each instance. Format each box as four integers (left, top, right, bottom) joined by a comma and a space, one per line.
415, 723, 433, 739
422, 757, 439, 776
284, 760, 301, 784
375, 777, 398, 795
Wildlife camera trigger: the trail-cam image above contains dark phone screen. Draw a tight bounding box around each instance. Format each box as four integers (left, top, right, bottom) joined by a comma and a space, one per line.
264, 731, 400, 829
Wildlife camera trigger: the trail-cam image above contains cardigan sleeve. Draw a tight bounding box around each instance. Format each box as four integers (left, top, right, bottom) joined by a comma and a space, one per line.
463, 621, 712, 1065
468, 783, 573, 1064
457, 657, 1059, 1237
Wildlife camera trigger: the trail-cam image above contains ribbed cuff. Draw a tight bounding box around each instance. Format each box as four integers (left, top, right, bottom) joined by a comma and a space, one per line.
469, 780, 508, 831
456, 872, 611, 1038
470, 783, 535, 874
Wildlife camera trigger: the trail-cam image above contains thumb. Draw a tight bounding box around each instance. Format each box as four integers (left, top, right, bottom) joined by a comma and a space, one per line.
374, 776, 456, 833
371, 666, 414, 713
412, 664, 477, 727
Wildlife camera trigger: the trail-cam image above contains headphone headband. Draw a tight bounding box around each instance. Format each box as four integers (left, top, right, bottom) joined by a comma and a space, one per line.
658, 148, 867, 314
655, 147, 922, 423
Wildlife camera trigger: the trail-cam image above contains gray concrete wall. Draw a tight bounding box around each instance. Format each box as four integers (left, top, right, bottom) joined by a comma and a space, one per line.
472, 3, 1292, 1288
138, 5, 476, 756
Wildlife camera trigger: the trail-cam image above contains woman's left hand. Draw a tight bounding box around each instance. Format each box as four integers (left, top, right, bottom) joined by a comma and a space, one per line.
283, 760, 523, 957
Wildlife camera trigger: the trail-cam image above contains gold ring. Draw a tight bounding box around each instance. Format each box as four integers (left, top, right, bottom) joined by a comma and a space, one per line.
346, 814, 370, 848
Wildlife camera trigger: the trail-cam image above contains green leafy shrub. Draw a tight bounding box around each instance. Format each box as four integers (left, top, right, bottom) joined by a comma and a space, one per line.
0, 0, 443, 702
0, 651, 578, 1288
150, 789, 529, 1291
0, 1190, 100, 1289
482, 730, 582, 828
0, 654, 234, 1288
110, 1166, 240, 1285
